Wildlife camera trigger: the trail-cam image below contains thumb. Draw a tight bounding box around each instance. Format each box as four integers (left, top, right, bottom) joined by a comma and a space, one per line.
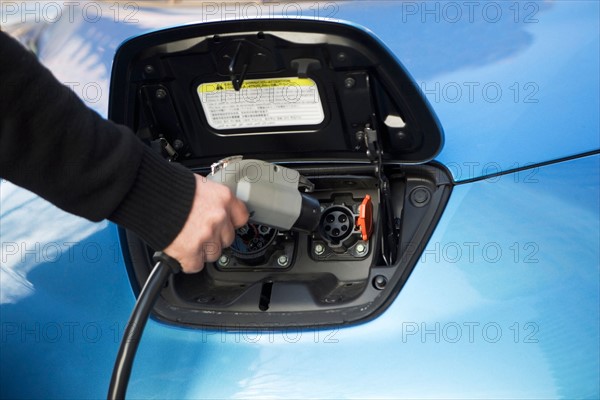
229, 197, 249, 228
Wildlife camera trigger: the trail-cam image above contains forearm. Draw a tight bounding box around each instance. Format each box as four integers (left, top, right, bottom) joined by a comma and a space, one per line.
0, 31, 195, 250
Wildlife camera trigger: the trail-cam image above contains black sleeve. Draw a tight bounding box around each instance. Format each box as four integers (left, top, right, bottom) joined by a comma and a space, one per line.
0, 30, 196, 251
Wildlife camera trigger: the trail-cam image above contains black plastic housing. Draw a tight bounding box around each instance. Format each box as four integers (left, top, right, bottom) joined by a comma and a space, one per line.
109, 19, 443, 165
110, 19, 451, 329
124, 164, 451, 328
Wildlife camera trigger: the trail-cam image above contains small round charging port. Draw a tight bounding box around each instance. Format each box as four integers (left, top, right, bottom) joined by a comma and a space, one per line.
319, 205, 355, 246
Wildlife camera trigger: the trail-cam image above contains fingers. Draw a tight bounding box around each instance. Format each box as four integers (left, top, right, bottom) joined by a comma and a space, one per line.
183, 254, 205, 273
220, 219, 236, 248
162, 174, 248, 274
201, 241, 222, 263
229, 197, 250, 229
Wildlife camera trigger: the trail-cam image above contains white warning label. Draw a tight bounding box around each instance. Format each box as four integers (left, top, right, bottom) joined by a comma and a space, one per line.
197, 77, 324, 130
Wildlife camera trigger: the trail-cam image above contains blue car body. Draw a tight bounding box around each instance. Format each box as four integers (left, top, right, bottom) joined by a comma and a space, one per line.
1, 1, 598, 398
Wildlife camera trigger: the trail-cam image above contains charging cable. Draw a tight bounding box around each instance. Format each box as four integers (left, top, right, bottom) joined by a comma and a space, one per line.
107, 251, 181, 400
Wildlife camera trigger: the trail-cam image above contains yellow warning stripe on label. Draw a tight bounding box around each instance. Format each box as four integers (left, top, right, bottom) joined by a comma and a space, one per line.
197, 76, 324, 130
198, 77, 316, 93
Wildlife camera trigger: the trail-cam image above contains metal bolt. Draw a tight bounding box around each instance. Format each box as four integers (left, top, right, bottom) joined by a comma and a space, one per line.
356, 243, 367, 255
144, 65, 155, 74
344, 77, 356, 89
373, 275, 387, 290
217, 255, 229, 267
337, 52, 347, 62
277, 255, 289, 267
173, 139, 184, 150
155, 88, 167, 99
314, 244, 325, 255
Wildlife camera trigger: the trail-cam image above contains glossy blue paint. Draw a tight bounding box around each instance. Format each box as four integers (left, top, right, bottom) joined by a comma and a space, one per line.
1, 1, 599, 398
0, 185, 131, 398
2, 155, 598, 398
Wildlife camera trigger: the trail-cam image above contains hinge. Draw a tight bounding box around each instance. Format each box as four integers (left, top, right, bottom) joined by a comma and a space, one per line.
355, 124, 380, 162
152, 137, 178, 162
355, 124, 399, 265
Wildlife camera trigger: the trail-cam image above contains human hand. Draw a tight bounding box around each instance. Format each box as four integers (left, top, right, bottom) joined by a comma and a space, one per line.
163, 174, 249, 273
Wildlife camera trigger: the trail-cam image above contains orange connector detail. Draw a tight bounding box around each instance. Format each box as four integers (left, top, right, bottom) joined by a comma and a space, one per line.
356, 195, 373, 241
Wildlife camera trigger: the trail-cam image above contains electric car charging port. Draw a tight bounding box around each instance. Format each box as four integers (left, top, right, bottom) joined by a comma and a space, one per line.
113, 19, 450, 329
214, 175, 379, 270
125, 164, 451, 328
312, 195, 371, 261
321, 205, 355, 245
216, 226, 296, 270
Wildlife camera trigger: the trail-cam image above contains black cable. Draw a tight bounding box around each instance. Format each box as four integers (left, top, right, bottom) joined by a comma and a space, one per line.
107, 251, 181, 400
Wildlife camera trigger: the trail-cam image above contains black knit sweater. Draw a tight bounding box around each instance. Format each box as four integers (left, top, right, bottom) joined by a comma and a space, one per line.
0, 30, 196, 250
